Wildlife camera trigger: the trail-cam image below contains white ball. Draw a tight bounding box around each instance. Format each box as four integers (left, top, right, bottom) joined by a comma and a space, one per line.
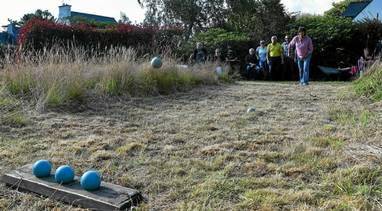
247, 107, 256, 113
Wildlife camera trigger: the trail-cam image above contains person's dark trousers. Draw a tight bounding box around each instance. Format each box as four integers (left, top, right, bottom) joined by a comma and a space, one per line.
268, 56, 281, 81
283, 57, 296, 81
245, 64, 256, 79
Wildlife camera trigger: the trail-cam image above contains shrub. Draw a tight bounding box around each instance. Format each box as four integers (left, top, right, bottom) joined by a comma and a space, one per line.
18, 18, 183, 54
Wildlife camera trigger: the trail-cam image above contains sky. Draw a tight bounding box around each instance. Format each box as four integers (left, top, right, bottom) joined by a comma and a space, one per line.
0, 0, 340, 28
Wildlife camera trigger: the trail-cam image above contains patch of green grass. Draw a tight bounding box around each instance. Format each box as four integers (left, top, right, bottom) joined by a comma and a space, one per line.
67, 81, 85, 102
238, 188, 316, 209
354, 63, 382, 101
0, 97, 17, 107
329, 108, 356, 125
191, 171, 243, 206
309, 136, 345, 150
323, 124, 336, 133
325, 166, 382, 198
5, 72, 34, 96
321, 165, 382, 210
0, 111, 30, 128
328, 107, 375, 127
45, 82, 85, 107
359, 110, 374, 127
45, 85, 65, 107
115, 142, 146, 155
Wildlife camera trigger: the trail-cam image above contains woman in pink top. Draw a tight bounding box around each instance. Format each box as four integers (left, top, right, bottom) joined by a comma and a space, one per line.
288, 27, 313, 86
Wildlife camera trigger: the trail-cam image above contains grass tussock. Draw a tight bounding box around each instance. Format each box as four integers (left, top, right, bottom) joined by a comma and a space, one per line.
354, 62, 382, 101
0, 87, 30, 128
0, 47, 227, 109
328, 107, 375, 127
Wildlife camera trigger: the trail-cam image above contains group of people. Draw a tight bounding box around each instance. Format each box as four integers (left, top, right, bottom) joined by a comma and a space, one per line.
244, 27, 313, 85
190, 27, 314, 86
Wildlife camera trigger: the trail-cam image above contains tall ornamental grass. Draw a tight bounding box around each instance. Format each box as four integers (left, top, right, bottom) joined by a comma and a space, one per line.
0, 47, 227, 109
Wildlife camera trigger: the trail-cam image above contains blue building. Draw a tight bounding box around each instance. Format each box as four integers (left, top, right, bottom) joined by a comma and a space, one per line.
57, 4, 117, 24
343, 0, 382, 22
0, 22, 20, 45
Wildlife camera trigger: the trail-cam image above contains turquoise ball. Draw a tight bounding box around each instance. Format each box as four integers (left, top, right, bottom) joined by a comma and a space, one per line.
32, 160, 52, 178
80, 170, 102, 191
55, 165, 75, 184
151, 57, 162, 69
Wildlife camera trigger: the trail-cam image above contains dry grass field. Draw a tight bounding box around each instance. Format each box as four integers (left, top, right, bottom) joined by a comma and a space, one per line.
1, 80, 382, 210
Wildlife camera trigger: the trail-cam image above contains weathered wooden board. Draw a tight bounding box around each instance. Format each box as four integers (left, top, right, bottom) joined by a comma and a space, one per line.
1, 164, 143, 210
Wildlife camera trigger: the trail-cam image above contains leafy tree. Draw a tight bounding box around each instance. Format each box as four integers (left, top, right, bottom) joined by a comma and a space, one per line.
119, 12, 132, 24
138, 0, 290, 41
139, 0, 205, 40
230, 0, 290, 40
356, 18, 382, 53
19, 9, 55, 25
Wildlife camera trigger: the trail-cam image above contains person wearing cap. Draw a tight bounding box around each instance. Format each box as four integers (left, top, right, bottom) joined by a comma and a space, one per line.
288, 27, 314, 86
256, 40, 268, 80
267, 36, 284, 80
282, 35, 290, 57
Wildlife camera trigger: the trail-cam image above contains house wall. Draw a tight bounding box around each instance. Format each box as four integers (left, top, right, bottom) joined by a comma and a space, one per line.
354, 0, 382, 21
58, 4, 72, 24
6, 24, 16, 36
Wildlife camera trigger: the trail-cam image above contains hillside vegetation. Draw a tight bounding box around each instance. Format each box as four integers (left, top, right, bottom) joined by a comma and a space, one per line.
354, 62, 382, 101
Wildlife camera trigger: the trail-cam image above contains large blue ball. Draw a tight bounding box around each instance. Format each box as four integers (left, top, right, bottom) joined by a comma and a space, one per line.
32, 160, 52, 178
80, 170, 102, 191
151, 57, 162, 69
55, 165, 75, 184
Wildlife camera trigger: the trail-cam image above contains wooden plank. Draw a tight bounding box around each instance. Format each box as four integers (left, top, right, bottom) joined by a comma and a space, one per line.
1, 164, 143, 210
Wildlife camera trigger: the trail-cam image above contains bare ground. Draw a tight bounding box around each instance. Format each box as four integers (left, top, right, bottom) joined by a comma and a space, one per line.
1, 81, 382, 210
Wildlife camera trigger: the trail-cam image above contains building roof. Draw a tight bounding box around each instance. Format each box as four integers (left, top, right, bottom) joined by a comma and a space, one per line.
342, 1, 372, 18
71, 11, 117, 23
0, 32, 8, 44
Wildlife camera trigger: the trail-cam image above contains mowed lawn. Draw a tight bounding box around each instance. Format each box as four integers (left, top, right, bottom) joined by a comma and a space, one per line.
1, 81, 382, 210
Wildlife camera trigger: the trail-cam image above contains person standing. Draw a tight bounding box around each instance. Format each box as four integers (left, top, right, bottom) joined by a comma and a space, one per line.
191, 42, 208, 64
256, 40, 268, 80
288, 27, 314, 86
282, 35, 290, 57
213, 48, 225, 75
225, 45, 240, 75
282, 35, 298, 80
267, 36, 284, 80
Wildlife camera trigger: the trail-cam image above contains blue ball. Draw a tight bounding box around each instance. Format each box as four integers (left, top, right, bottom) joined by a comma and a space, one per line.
55, 165, 75, 184
151, 57, 162, 69
32, 160, 52, 178
80, 170, 102, 191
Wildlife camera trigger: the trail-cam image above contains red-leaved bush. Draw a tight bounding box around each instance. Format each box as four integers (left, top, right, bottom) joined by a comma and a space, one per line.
18, 18, 183, 54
